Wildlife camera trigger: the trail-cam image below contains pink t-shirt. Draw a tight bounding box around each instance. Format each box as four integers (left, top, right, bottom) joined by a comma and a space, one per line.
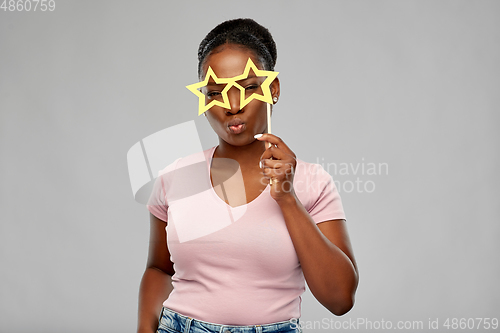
147, 145, 346, 325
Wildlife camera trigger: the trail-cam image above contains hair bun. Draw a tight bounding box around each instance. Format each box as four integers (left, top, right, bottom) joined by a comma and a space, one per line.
197, 18, 277, 77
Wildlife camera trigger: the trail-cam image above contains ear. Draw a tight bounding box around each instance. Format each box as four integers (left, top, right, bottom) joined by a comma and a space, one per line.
270, 77, 280, 102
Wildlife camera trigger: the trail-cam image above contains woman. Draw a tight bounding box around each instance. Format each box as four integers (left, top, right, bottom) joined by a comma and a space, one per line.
138, 18, 358, 333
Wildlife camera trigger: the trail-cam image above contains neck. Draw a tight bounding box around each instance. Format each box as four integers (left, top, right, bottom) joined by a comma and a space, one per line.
214, 139, 266, 170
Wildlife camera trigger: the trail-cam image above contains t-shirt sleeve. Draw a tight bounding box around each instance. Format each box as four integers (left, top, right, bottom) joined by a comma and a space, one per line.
146, 172, 168, 222
307, 163, 346, 224
146, 158, 181, 223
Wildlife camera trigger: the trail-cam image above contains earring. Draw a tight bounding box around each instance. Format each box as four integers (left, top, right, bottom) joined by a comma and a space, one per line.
273, 97, 278, 103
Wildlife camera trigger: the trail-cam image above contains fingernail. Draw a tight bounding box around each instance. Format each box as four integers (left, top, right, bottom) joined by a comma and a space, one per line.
254, 134, 263, 138
259, 160, 263, 168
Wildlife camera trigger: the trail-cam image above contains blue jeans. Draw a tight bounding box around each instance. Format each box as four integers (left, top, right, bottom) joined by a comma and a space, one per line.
156, 307, 303, 333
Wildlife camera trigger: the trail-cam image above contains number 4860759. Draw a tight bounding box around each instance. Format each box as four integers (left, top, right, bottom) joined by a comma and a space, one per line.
1, 0, 56, 11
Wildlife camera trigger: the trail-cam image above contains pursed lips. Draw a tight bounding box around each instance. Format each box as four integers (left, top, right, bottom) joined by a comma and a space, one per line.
227, 118, 245, 127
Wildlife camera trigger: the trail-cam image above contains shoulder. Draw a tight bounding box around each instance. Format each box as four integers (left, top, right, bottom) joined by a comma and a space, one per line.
172, 146, 215, 169
294, 157, 346, 221
293, 158, 334, 206
156, 146, 215, 197
158, 146, 215, 177
294, 158, 331, 183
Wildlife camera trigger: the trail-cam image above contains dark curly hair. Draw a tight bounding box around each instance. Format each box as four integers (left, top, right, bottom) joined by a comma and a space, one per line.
197, 18, 277, 78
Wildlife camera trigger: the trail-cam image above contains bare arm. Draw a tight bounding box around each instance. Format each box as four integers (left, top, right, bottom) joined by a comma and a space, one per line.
137, 213, 175, 333
256, 133, 358, 315
277, 196, 359, 315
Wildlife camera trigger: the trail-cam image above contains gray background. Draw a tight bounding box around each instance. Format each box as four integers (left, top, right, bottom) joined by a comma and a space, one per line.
1, 1, 499, 332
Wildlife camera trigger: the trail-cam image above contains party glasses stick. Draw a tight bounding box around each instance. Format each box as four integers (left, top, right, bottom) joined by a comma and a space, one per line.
267, 103, 273, 185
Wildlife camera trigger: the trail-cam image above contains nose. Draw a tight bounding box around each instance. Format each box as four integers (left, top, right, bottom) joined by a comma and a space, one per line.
226, 86, 242, 114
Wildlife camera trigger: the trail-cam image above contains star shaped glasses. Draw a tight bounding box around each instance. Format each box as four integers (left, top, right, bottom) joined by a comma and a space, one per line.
186, 58, 279, 116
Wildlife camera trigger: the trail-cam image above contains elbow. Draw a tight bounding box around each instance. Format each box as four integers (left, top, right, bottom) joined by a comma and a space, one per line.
329, 270, 359, 315
325, 293, 356, 316
314, 268, 359, 316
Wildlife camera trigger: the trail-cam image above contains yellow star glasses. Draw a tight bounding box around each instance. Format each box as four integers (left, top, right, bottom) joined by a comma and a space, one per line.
186, 58, 279, 116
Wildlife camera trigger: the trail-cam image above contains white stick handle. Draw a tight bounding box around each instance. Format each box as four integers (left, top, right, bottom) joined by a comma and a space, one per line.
267, 103, 272, 185
267, 102, 272, 135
